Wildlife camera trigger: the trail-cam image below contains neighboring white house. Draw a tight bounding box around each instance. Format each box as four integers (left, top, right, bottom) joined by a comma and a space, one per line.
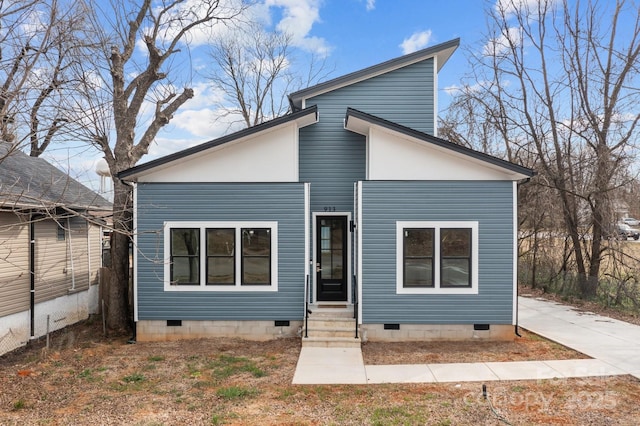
0, 144, 111, 356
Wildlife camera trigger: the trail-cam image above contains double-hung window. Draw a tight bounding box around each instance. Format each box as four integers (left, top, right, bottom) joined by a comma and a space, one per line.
206, 228, 235, 285
165, 221, 277, 291
397, 221, 478, 294
170, 228, 200, 285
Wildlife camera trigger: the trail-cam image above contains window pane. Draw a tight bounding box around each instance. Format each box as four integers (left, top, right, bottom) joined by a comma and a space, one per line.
242, 228, 270, 255
207, 228, 234, 256
441, 229, 470, 257
243, 257, 270, 285
441, 259, 470, 287
404, 229, 434, 256
321, 249, 343, 279
171, 229, 199, 256
171, 228, 199, 285
172, 257, 199, 285
242, 228, 271, 285
404, 259, 434, 287
207, 258, 234, 285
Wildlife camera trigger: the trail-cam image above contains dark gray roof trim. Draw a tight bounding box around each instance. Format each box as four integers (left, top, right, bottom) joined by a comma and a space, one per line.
0, 143, 111, 211
118, 105, 318, 180
345, 108, 535, 178
289, 38, 460, 110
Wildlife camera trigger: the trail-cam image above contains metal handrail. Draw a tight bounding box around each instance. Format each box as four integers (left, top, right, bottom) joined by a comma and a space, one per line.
353, 274, 359, 339
304, 274, 310, 338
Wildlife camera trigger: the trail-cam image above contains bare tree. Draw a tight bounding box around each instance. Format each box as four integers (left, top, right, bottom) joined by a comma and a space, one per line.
205, 22, 331, 128
74, 0, 246, 331
443, 0, 640, 298
0, 0, 89, 157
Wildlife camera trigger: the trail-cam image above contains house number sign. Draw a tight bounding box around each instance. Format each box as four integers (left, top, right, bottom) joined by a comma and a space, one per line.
323, 206, 336, 212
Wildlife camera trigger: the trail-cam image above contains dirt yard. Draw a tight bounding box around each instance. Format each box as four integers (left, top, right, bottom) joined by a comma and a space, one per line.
2, 312, 640, 425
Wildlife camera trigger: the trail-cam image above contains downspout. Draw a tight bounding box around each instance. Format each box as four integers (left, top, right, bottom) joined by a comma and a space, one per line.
29, 216, 35, 339
87, 223, 92, 287
514, 177, 532, 338
67, 217, 76, 290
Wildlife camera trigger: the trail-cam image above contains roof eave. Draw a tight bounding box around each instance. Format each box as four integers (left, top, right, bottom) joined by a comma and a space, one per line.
344, 108, 535, 179
118, 105, 318, 181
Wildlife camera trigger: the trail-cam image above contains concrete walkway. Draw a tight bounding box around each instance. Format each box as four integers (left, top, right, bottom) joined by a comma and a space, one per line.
292, 296, 637, 384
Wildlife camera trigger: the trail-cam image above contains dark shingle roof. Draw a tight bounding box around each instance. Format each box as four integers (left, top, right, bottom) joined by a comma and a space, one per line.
0, 143, 112, 212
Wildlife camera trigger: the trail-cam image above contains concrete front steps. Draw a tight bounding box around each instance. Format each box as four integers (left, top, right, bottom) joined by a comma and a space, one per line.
301, 304, 361, 348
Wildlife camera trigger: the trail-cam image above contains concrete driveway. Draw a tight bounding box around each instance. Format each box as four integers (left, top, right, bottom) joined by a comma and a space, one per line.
518, 296, 640, 379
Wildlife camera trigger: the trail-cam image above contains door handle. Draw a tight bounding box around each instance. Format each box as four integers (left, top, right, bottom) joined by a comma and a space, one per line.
316, 263, 322, 273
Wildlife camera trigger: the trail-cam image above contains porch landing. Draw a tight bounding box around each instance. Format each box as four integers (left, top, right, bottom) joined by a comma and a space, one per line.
301, 304, 361, 348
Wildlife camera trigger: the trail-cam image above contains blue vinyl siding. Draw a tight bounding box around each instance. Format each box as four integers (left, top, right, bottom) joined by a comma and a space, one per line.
360, 180, 514, 324
136, 182, 306, 321
299, 58, 436, 214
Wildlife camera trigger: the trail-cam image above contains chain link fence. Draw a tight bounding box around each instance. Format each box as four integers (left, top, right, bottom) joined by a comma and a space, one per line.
0, 294, 93, 357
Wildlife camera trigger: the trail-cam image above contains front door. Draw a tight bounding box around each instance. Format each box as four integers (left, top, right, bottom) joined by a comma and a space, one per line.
316, 216, 348, 301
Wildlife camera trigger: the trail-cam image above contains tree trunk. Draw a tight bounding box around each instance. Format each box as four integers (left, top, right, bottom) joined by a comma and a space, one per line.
106, 178, 133, 332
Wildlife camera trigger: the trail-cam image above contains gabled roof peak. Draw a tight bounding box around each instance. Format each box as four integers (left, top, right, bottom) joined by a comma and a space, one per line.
344, 108, 535, 180
289, 38, 460, 110
118, 105, 318, 181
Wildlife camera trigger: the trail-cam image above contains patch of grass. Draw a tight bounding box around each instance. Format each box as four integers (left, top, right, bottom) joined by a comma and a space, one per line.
371, 406, 429, 426
148, 355, 165, 362
207, 354, 266, 379
122, 372, 145, 383
211, 412, 238, 425
78, 368, 103, 383
192, 380, 216, 389
279, 388, 296, 399
215, 386, 259, 400
12, 399, 26, 411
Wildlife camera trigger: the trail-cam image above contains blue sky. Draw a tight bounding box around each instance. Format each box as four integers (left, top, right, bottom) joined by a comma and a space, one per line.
53, 0, 496, 190
304, 0, 486, 89
151, 0, 490, 156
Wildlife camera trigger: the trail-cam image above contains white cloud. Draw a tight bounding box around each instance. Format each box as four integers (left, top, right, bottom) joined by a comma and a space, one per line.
443, 84, 462, 96
399, 30, 433, 55
159, 79, 246, 141
182, 81, 226, 110
444, 80, 501, 97
366, 0, 375, 11
170, 108, 223, 139
265, 0, 331, 57
483, 26, 522, 57
150, 110, 244, 157
494, 0, 561, 19
140, 0, 248, 50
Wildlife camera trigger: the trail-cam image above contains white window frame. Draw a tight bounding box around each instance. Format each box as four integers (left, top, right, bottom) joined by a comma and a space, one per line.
163, 221, 278, 292
396, 221, 478, 295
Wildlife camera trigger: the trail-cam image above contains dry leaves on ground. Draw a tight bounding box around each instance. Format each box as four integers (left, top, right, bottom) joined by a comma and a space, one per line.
2, 301, 640, 425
